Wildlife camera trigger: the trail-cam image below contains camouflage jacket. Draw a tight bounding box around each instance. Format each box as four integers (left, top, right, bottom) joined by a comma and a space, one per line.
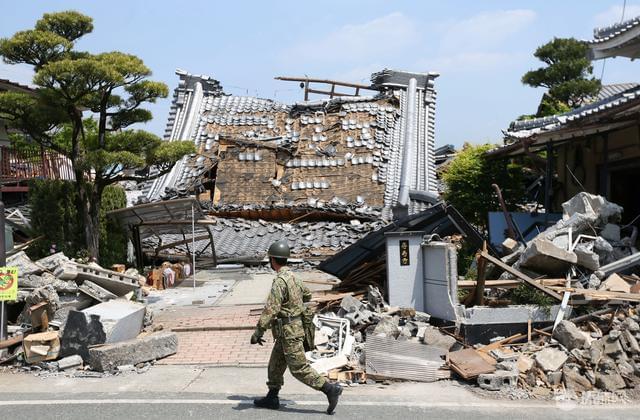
255, 267, 311, 338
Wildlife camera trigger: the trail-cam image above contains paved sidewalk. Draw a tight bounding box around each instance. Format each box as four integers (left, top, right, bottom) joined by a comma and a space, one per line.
156, 304, 274, 366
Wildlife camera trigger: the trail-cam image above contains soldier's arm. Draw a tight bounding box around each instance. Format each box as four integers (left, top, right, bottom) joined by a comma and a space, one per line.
255, 279, 285, 337
301, 282, 312, 303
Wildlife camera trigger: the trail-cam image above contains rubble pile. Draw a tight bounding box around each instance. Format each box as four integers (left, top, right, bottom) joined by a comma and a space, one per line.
306, 286, 456, 384
498, 192, 638, 291
0, 252, 177, 376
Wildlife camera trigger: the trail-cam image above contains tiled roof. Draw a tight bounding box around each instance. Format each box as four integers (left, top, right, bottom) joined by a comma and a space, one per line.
589, 16, 640, 44
143, 216, 384, 261
506, 83, 640, 138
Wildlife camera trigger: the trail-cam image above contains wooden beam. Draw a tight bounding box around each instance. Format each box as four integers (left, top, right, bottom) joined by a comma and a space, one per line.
139, 219, 217, 226
479, 251, 563, 301
457, 279, 566, 289
155, 235, 210, 252
473, 242, 488, 306
274, 76, 374, 90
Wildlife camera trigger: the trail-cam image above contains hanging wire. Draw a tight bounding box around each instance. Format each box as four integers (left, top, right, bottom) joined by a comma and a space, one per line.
600, 0, 628, 82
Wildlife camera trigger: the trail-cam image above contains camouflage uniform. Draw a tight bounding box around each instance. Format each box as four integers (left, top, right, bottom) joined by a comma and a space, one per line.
254, 267, 326, 391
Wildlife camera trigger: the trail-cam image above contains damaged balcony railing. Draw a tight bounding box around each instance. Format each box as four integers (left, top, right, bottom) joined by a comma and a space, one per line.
0, 145, 74, 184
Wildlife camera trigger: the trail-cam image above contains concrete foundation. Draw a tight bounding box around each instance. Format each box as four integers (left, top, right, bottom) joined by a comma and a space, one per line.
88, 332, 178, 372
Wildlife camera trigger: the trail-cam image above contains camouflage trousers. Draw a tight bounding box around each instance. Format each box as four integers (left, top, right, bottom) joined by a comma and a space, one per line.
266, 335, 326, 391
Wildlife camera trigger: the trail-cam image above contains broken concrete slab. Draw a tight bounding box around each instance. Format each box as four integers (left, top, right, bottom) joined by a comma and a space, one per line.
477, 370, 518, 391
78, 280, 118, 302
57, 355, 83, 370
88, 331, 178, 372
553, 320, 588, 351
574, 247, 600, 271
8, 251, 44, 275
516, 354, 534, 373
372, 316, 399, 339
310, 354, 349, 374
562, 364, 593, 392
519, 238, 578, 275
502, 238, 519, 253
561, 192, 623, 225
75, 263, 140, 296
54, 262, 78, 281
36, 252, 70, 272
422, 325, 457, 351
534, 347, 568, 372
18, 285, 59, 324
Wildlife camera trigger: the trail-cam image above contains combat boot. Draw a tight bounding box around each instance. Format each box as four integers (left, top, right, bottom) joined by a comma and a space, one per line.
321, 381, 343, 414
253, 388, 280, 410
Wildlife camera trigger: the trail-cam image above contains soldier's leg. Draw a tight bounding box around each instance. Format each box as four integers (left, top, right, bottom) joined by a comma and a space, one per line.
266, 339, 287, 390
282, 336, 326, 390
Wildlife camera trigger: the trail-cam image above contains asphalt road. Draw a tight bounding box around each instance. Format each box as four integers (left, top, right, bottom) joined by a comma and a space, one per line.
1, 393, 638, 420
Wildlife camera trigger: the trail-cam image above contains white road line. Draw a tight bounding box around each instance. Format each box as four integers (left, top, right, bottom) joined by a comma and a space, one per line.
0, 399, 636, 409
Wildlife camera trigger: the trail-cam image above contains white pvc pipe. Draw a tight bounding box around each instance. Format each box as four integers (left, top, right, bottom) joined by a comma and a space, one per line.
398, 77, 417, 206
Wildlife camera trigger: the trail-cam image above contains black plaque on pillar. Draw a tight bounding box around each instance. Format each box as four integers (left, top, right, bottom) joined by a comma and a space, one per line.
399, 240, 410, 266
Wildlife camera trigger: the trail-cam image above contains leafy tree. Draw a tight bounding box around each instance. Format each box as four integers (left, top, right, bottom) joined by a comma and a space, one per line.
0, 11, 194, 261
442, 143, 524, 230
522, 37, 601, 116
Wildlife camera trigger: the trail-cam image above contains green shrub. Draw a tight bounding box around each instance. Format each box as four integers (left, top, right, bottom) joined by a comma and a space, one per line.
27, 180, 127, 266
442, 143, 525, 230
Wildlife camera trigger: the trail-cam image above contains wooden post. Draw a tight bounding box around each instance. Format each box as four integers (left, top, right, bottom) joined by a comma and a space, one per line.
473, 241, 488, 306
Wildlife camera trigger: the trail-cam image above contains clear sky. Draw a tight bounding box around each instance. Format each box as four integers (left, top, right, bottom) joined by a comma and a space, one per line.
1, 1, 639, 148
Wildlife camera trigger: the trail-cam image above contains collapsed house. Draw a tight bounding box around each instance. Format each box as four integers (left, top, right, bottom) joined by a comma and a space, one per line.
121, 69, 442, 263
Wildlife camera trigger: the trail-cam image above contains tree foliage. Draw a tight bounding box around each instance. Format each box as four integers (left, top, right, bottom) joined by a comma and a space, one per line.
27, 180, 128, 267
0, 11, 194, 260
442, 143, 524, 229
522, 38, 601, 116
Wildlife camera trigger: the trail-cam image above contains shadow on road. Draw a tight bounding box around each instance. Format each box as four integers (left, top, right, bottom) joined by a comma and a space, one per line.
227, 394, 326, 415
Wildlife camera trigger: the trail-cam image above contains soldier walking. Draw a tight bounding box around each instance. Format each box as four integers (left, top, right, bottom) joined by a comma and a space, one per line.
251, 240, 343, 414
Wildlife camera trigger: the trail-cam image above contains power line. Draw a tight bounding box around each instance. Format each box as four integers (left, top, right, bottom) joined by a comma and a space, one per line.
600, 0, 628, 82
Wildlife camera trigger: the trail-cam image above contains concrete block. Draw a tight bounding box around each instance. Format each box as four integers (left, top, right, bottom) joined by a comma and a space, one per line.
82, 300, 145, 343
57, 355, 83, 370
75, 263, 139, 296
520, 238, 577, 275
534, 347, 568, 372
88, 332, 178, 372
477, 370, 518, 391
60, 300, 145, 361
599, 273, 630, 293
54, 262, 79, 281
553, 320, 588, 351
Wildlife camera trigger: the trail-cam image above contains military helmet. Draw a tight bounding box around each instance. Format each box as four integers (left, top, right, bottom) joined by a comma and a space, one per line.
267, 240, 290, 259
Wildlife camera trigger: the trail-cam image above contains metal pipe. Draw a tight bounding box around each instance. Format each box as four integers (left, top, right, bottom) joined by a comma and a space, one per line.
398, 77, 417, 207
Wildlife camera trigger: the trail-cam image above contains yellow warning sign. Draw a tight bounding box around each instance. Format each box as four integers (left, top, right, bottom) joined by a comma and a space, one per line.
0, 267, 18, 301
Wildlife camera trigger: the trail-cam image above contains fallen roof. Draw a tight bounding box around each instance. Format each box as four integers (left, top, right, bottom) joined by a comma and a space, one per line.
318, 202, 492, 279
145, 68, 440, 217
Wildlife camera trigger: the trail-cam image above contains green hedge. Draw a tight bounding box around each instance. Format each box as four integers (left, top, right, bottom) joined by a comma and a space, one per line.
27, 180, 127, 267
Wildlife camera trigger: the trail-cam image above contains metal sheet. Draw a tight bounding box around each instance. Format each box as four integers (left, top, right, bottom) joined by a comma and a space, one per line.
365, 335, 447, 382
